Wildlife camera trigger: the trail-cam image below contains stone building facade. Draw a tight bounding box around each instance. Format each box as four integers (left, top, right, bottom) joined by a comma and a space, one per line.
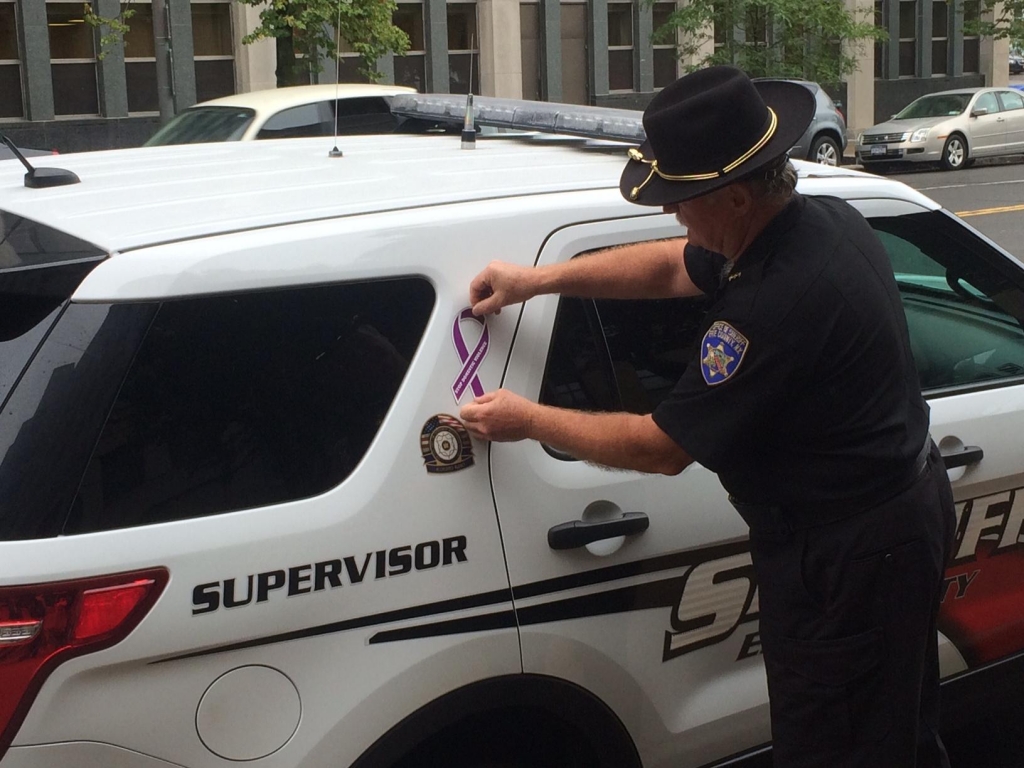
0, 0, 1009, 152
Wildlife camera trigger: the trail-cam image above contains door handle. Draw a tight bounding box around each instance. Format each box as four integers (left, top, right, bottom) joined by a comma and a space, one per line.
941, 445, 984, 470
547, 512, 650, 550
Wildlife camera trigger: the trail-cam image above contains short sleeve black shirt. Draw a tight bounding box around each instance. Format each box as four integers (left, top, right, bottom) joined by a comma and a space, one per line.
652, 195, 930, 510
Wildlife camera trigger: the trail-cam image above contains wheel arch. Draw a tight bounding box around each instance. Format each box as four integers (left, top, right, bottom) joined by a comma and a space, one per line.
808, 128, 845, 156
348, 673, 642, 768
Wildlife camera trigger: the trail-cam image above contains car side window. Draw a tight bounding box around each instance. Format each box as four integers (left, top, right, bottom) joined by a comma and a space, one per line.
998, 90, 1024, 111
62, 278, 435, 534
257, 103, 329, 139
974, 92, 1001, 114
870, 212, 1024, 392
540, 256, 709, 420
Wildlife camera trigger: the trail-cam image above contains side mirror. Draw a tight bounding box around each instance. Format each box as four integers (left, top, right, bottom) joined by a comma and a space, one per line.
971, 107, 989, 117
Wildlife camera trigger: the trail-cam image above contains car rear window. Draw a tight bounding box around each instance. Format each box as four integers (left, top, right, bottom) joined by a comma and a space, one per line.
0, 211, 105, 406
144, 106, 256, 145
0, 277, 435, 539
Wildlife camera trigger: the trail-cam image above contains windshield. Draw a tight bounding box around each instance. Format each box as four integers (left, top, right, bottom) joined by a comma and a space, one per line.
894, 94, 971, 119
144, 106, 256, 146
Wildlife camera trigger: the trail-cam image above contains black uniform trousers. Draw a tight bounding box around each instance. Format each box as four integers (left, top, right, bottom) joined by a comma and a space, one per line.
744, 444, 956, 768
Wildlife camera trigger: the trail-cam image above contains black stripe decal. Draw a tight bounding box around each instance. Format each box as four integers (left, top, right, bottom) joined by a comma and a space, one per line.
368, 610, 517, 644
156, 542, 751, 660
151, 587, 513, 664
512, 538, 749, 599
368, 572, 692, 645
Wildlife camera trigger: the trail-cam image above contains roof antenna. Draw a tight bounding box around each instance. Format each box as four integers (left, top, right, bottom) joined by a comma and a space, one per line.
461, 33, 476, 150
1, 134, 80, 189
328, 5, 344, 158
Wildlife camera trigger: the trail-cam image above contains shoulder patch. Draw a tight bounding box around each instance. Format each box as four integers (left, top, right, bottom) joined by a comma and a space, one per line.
700, 321, 749, 386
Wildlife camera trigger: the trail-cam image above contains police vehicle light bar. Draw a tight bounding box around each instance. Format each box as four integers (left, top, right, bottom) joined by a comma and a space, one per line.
389, 94, 646, 144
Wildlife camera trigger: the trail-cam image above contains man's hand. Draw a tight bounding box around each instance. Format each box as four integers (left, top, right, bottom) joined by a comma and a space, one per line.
469, 261, 538, 316
460, 389, 536, 442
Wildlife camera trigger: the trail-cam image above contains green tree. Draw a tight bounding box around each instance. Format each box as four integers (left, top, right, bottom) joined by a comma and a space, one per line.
236, 0, 410, 87
967, 0, 1024, 52
651, 0, 884, 85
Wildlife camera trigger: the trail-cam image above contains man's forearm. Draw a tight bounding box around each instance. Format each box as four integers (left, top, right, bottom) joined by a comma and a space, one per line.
524, 403, 693, 476
532, 239, 701, 300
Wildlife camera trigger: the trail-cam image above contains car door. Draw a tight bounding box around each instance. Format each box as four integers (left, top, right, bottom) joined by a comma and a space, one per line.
996, 90, 1024, 151
851, 200, 1024, 676
492, 216, 772, 768
966, 91, 1005, 155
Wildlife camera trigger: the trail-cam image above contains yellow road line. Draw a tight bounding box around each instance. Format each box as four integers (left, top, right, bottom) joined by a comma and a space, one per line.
955, 203, 1024, 218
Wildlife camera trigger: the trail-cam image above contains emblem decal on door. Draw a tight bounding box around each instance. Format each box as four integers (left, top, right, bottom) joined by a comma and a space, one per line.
452, 307, 490, 403
421, 414, 475, 474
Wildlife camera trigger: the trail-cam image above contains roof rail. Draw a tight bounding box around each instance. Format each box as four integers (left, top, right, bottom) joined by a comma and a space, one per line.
389, 94, 646, 143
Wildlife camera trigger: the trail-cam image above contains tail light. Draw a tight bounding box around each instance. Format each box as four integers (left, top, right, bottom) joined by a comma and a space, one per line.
0, 568, 168, 759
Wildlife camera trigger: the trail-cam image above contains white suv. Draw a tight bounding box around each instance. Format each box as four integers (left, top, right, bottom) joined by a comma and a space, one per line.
1, 99, 1023, 768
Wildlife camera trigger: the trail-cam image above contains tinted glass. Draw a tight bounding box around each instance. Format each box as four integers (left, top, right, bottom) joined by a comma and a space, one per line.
126, 61, 158, 112
195, 59, 236, 103
395, 3, 425, 50
0, 4, 17, 59
871, 212, 1024, 392
52, 63, 98, 115
0, 65, 22, 118
144, 106, 254, 145
192, 2, 232, 56
896, 93, 971, 118
654, 48, 677, 89
47, 4, 93, 58
998, 90, 1024, 111
541, 289, 708, 415
257, 103, 326, 139
395, 54, 426, 91
974, 92, 1000, 114
123, 3, 156, 57
447, 3, 476, 50
0, 303, 155, 541
64, 278, 435, 534
0, 212, 105, 405
608, 3, 633, 47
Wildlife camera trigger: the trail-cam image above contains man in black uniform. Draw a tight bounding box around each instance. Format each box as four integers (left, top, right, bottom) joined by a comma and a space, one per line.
461, 66, 956, 767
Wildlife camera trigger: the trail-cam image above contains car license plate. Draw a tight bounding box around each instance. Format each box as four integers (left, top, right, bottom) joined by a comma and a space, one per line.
870, 145, 886, 156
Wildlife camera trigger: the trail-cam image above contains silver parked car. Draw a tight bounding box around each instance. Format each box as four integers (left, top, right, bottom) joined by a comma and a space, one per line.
857, 87, 1024, 171
753, 78, 848, 165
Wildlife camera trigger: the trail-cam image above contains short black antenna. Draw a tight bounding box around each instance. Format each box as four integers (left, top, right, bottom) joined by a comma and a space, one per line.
0, 134, 80, 189
328, 5, 343, 158
461, 33, 476, 150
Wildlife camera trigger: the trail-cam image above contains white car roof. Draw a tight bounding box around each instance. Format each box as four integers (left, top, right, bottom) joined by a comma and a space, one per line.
190, 83, 417, 117
0, 134, 940, 253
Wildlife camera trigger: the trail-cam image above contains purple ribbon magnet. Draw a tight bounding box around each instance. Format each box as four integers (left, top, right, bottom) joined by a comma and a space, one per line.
452, 307, 490, 403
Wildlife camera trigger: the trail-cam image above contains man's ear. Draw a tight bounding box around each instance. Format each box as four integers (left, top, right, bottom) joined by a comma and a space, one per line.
722, 182, 755, 216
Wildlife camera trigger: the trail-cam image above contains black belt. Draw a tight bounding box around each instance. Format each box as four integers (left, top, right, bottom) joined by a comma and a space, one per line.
729, 440, 933, 533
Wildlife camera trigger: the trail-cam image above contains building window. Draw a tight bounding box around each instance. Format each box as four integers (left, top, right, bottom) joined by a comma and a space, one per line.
123, 2, 158, 113
394, 2, 425, 91
448, 2, 478, 93
874, 0, 884, 78
898, 0, 916, 76
47, 1, 99, 115
337, 35, 371, 84
608, 1, 633, 91
962, 0, 979, 73
932, 1, 948, 75
520, 2, 541, 99
652, 2, 677, 89
192, 0, 235, 103
0, 1, 22, 118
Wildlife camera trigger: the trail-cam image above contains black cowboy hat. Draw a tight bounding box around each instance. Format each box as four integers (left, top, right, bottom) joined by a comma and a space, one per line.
620, 66, 815, 206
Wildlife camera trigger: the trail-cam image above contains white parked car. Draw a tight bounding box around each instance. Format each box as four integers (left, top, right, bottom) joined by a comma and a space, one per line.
1, 97, 1023, 768
857, 86, 1024, 170
144, 83, 416, 145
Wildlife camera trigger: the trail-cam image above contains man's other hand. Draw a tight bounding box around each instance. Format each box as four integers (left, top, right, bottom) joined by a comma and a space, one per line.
469, 261, 536, 316
461, 389, 535, 442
